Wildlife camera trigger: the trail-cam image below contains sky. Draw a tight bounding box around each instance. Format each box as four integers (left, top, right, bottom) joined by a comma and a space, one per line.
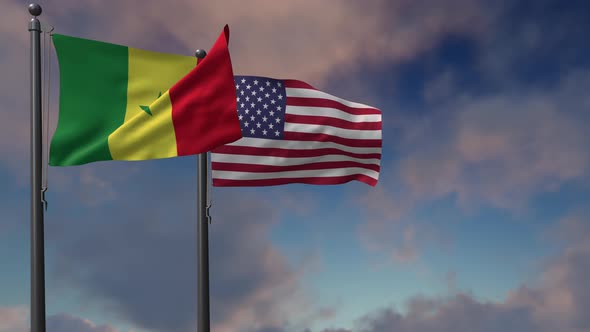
1, 0, 590, 331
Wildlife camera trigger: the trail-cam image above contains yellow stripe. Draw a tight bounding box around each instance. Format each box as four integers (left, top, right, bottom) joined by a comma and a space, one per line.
108, 91, 176, 160
108, 47, 196, 160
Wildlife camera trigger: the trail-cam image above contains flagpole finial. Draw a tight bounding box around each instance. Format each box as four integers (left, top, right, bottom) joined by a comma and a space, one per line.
195, 49, 207, 59
28, 3, 42, 16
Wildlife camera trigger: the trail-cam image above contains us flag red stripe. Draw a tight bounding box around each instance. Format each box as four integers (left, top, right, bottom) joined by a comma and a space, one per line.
211, 76, 382, 187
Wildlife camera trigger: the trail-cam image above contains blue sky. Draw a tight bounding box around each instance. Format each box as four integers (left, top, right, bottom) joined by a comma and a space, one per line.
1, 1, 590, 332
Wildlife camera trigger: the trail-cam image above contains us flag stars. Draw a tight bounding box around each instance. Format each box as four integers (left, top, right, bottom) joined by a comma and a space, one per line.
234, 76, 286, 139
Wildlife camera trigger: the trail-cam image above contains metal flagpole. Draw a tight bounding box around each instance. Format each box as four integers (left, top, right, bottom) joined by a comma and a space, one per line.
28, 3, 47, 332
195, 48, 211, 332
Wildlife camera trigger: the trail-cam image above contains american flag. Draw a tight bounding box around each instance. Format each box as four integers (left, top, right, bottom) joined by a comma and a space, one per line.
211, 76, 382, 186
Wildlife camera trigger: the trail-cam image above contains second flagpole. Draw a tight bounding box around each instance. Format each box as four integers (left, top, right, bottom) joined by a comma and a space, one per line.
195, 49, 211, 332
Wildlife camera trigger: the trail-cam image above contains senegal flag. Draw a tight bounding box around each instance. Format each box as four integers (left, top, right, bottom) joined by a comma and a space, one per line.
50, 25, 241, 166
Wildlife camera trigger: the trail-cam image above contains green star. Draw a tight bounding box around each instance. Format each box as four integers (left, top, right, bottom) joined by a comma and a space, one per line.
139, 91, 162, 116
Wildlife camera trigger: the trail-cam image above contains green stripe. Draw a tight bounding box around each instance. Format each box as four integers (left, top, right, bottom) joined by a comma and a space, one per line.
49, 34, 129, 166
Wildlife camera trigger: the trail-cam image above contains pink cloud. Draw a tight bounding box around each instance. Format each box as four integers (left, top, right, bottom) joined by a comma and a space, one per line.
0, 306, 27, 332
42, 0, 489, 84
46, 313, 119, 332
356, 68, 590, 263
505, 214, 590, 330
0, 307, 119, 332
399, 71, 590, 211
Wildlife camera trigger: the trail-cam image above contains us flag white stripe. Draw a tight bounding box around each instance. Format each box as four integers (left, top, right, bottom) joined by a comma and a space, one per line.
284, 123, 382, 140
286, 88, 374, 109
286, 106, 382, 123
213, 167, 380, 181
221, 137, 382, 154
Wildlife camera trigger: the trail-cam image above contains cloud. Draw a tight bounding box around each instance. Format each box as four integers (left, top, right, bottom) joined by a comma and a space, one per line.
47, 313, 119, 332
0, 307, 118, 332
317, 212, 590, 332
351, 294, 539, 332
356, 67, 590, 263
351, 8, 590, 263
399, 70, 590, 212
476, 0, 590, 86
0, 306, 27, 332
41, 0, 490, 84
348, 0, 590, 263
356, 184, 451, 264
208, 193, 316, 332
46, 173, 318, 332
0, 1, 35, 175
505, 214, 590, 331
547, 210, 590, 244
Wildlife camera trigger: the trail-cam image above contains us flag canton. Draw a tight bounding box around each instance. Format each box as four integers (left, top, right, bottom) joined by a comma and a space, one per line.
234, 76, 286, 140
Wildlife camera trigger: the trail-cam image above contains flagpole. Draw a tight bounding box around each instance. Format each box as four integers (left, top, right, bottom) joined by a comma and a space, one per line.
28, 3, 46, 332
195, 48, 211, 332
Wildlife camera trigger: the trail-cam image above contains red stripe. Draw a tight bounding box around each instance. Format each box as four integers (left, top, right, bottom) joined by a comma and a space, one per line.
283, 132, 382, 148
286, 97, 380, 115
285, 114, 382, 130
213, 174, 377, 187
169, 25, 242, 156
212, 161, 380, 173
284, 79, 317, 89
213, 145, 381, 159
